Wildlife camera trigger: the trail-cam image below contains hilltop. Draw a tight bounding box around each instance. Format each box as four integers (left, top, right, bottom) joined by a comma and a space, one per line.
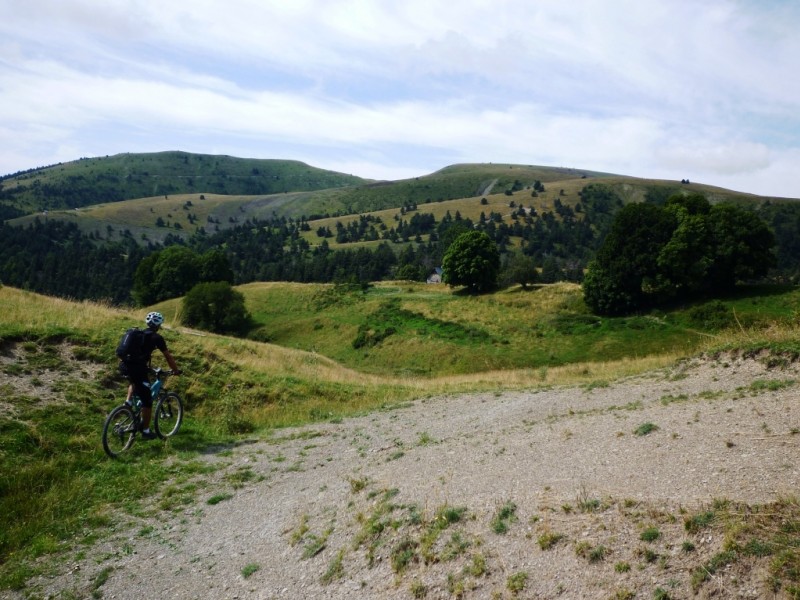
3, 152, 784, 249
0, 151, 369, 217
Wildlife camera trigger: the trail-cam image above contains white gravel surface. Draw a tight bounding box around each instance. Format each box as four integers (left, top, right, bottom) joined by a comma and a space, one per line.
11, 353, 800, 599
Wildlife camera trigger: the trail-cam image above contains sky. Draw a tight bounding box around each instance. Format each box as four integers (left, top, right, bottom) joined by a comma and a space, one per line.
1, 0, 799, 198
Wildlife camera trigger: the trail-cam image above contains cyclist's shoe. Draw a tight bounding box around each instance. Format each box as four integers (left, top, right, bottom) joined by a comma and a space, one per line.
140, 430, 157, 440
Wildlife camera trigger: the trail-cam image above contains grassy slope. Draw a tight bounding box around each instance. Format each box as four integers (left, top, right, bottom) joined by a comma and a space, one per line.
9, 162, 781, 247
3, 282, 800, 590
10, 162, 613, 239
1, 151, 368, 214
300, 176, 773, 249
234, 282, 698, 376
0, 286, 411, 589
156, 281, 800, 379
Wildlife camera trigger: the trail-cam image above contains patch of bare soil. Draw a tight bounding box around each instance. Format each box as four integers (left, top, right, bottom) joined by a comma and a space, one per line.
0, 342, 105, 417
11, 354, 800, 600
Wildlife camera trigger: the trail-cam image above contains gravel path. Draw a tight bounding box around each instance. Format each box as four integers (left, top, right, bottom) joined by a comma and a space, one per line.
14, 354, 800, 599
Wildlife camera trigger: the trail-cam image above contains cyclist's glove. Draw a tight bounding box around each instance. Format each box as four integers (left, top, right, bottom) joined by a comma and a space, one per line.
174, 369, 183, 376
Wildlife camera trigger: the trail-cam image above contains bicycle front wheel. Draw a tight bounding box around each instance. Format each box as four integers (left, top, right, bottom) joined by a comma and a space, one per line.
154, 392, 183, 439
102, 405, 137, 458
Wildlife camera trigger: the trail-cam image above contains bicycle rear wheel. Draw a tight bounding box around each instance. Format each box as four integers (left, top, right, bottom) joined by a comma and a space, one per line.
102, 405, 137, 458
154, 392, 183, 439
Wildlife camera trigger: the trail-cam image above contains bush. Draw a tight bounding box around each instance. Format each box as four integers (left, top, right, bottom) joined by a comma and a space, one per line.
352, 325, 396, 349
687, 300, 734, 330
182, 282, 251, 335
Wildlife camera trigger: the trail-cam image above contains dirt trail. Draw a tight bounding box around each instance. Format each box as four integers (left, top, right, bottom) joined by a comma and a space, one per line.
478, 179, 498, 197
14, 354, 800, 599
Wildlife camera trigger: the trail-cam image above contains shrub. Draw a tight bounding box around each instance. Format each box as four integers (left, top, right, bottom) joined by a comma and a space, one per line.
182, 281, 251, 335
634, 422, 659, 436
687, 300, 734, 330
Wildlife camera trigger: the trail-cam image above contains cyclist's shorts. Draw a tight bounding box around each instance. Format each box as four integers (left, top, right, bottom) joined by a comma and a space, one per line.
119, 361, 153, 408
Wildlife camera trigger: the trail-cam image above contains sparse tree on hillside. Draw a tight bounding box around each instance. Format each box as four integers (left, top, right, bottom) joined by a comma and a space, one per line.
500, 252, 539, 289
442, 231, 500, 293
540, 256, 564, 284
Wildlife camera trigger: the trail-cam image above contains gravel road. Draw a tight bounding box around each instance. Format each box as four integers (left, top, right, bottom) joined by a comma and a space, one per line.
13, 353, 800, 600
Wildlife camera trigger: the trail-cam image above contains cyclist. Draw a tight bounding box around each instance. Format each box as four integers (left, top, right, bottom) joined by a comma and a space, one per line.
119, 311, 182, 440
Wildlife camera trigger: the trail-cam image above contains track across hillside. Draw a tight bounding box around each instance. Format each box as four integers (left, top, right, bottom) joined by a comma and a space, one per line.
15, 353, 800, 599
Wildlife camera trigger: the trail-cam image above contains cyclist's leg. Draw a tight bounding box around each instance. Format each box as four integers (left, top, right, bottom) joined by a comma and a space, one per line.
119, 362, 138, 405
128, 364, 154, 430
137, 381, 153, 431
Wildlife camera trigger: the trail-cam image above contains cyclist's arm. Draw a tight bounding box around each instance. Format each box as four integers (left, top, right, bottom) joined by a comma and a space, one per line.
161, 348, 181, 373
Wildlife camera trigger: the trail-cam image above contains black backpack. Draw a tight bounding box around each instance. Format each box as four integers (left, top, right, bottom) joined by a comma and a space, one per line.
115, 327, 148, 362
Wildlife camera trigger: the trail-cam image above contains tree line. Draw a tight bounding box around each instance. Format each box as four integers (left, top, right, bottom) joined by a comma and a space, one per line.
0, 184, 796, 317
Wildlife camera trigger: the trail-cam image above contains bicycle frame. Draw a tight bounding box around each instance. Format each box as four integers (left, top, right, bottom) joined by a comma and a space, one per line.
135, 367, 168, 404
150, 369, 164, 398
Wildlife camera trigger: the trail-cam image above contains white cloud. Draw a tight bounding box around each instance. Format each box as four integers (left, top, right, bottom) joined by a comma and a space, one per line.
0, 0, 798, 197
656, 141, 771, 176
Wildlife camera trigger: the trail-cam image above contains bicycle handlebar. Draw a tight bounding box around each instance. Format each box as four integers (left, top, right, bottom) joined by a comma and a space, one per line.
149, 367, 183, 377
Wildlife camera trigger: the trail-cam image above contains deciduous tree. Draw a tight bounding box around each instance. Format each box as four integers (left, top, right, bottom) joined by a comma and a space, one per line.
442, 231, 500, 293
583, 194, 775, 315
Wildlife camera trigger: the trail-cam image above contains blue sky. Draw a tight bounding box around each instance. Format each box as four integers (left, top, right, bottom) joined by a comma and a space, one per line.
1, 0, 799, 198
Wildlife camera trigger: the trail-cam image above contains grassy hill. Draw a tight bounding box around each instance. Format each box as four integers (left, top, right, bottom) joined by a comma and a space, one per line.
0, 151, 369, 215
298, 174, 772, 251
8, 160, 621, 239
7, 156, 783, 247
3, 282, 800, 591
160, 280, 800, 377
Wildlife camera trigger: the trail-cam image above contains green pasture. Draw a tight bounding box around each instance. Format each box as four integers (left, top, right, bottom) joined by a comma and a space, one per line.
239, 281, 800, 376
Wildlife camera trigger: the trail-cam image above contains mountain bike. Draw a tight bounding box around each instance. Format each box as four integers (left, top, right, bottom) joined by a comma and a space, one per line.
102, 368, 184, 458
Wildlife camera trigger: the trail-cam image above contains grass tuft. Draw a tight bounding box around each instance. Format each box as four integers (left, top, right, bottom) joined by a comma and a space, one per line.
241, 563, 260, 579
491, 501, 518, 534
634, 422, 659, 436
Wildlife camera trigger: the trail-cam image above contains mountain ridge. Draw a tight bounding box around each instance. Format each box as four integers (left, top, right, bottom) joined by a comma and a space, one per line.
5, 151, 793, 244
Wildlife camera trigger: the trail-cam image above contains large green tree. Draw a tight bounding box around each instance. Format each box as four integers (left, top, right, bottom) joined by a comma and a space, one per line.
583, 194, 775, 315
583, 203, 676, 315
131, 253, 160, 305
707, 203, 776, 290
654, 194, 713, 298
442, 230, 500, 293
133, 245, 235, 305
200, 248, 235, 283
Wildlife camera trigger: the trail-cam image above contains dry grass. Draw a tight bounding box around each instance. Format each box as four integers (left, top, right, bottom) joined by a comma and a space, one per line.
0, 285, 682, 397
84, 193, 252, 229
5, 282, 799, 427
0, 287, 129, 332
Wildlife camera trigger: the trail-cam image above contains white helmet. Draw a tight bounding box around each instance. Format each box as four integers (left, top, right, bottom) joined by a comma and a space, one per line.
145, 311, 164, 328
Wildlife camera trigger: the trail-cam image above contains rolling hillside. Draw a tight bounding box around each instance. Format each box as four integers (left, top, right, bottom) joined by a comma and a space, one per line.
4, 151, 800, 307
4, 154, 780, 246
0, 151, 369, 215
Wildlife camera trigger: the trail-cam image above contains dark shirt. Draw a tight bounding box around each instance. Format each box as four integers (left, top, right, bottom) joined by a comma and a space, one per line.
125, 329, 167, 366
